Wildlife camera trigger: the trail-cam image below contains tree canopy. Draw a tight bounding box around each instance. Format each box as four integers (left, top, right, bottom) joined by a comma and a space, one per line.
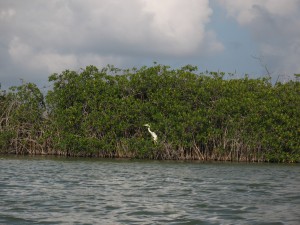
1, 64, 299, 162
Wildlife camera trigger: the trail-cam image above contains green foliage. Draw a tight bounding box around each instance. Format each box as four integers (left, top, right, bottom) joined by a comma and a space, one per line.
0, 82, 46, 154
1, 64, 299, 162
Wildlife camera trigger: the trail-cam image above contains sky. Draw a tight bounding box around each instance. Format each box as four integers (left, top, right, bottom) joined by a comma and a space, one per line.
1, 0, 300, 89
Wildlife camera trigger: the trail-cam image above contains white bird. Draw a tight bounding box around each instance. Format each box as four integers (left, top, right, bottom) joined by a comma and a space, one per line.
144, 124, 158, 144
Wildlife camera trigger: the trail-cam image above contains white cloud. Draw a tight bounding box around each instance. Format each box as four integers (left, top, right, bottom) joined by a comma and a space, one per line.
0, 0, 223, 86
0, 8, 15, 20
8, 37, 31, 61
140, 0, 212, 54
8, 36, 78, 73
218, 0, 299, 25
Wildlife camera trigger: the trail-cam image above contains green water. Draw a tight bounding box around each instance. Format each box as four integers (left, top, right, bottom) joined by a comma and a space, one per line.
0, 156, 299, 224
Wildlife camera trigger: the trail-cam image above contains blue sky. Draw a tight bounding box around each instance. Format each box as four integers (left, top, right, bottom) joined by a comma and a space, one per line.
1, 0, 299, 89
197, 1, 260, 76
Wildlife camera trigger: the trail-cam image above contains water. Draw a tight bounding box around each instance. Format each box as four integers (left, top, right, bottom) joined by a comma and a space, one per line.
0, 156, 299, 225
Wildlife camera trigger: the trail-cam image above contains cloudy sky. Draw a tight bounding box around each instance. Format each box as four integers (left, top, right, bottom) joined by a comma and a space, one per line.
1, 0, 300, 89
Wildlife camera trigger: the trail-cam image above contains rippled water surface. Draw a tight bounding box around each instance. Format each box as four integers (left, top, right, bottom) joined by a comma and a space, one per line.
0, 156, 299, 225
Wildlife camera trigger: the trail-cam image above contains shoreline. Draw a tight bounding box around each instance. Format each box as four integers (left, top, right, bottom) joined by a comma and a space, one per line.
1, 152, 298, 163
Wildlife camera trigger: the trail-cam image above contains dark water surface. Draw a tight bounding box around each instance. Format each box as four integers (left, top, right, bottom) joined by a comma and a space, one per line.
0, 156, 299, 225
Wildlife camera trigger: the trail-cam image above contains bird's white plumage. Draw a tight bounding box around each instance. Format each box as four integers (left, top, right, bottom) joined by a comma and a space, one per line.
144, 124, 158, 143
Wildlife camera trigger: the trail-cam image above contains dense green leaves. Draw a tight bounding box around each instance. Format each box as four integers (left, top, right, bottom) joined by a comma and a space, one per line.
0, 82, 46, 154
1, 64, 299, 162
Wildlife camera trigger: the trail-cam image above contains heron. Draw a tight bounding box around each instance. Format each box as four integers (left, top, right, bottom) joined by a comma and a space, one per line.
144, 124, 158, 144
